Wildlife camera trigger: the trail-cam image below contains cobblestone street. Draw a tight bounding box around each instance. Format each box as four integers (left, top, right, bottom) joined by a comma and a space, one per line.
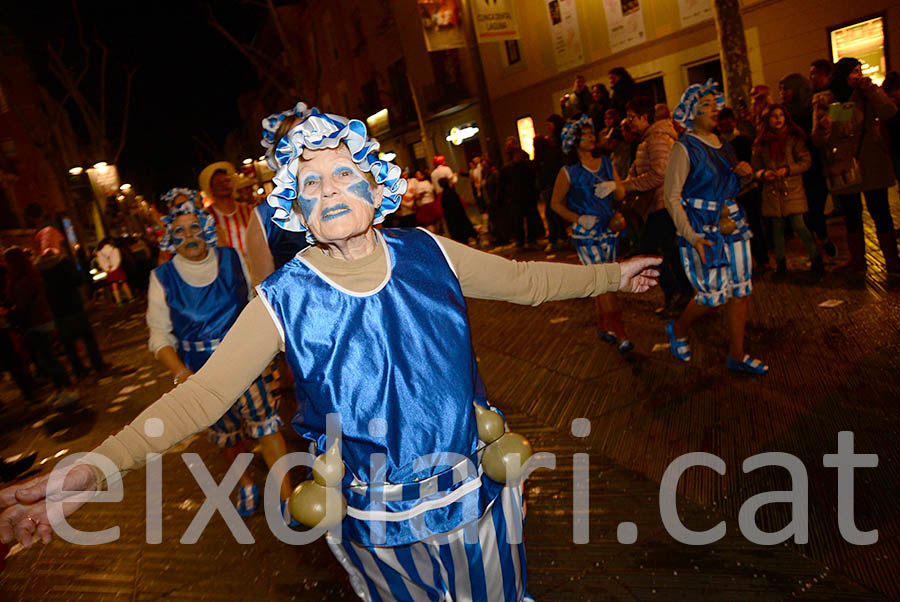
1, 212, 899, 601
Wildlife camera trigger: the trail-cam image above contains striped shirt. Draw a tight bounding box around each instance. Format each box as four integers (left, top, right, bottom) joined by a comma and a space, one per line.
209, 202, 254, 256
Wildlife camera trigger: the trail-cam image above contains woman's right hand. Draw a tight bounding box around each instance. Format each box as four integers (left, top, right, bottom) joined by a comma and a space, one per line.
0, 463, 98, 547
692, 236, 714, 264
577, 214, 599, 230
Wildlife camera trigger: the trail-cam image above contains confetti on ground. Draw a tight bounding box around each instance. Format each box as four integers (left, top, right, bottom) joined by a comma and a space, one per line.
549, 317, 570, 324
818, 299, 844, 308
111, 396, 128, 404
118, 385, 140, 394
107, 404, 123, 413
651, 343, 670, 353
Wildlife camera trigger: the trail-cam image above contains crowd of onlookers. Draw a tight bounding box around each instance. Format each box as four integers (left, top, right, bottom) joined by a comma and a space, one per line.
459, 60, 900, 296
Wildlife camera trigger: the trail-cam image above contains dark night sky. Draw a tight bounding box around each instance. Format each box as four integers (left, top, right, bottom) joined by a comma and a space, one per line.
4, 0, 264, 200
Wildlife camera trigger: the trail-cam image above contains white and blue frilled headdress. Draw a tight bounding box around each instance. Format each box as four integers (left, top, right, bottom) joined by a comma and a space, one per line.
159, 192, 217, 253
673, 79, 725, 131
260, 101, 310, 170
560, 114, 594, 154
263, 106, 407, 239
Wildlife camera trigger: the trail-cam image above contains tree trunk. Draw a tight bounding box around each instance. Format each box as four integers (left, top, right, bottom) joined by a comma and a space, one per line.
713, 0, 752, 111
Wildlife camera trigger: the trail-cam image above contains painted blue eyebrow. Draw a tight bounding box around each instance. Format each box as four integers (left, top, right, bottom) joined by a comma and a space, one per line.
302, 174, 321, 185
332, 164, 356, 176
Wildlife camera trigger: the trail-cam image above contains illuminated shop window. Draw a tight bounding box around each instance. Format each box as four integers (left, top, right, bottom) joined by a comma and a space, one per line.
829, 16, 887, 86
516, 116, 535, 160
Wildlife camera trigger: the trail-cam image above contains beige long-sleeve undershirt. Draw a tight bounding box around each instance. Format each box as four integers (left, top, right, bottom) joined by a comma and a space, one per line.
87, 232, 621, 483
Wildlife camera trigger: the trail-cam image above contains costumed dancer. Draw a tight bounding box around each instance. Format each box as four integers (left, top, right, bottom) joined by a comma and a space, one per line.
246, 102, 313, 286
663, 80, 768, 374
147, 189, 293, 517
550, 114, 634, 354
0, 106, 662, 602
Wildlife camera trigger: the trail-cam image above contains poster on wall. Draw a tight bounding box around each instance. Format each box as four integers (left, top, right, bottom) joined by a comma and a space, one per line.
418, 0, 466, 51
546, 0, 584, 72
678, 0, 713, 28
602, 0, 646, 54
473, 0, 520, 43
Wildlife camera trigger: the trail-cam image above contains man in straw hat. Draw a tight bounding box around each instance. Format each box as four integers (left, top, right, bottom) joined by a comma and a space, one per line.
198, 161, 254, 257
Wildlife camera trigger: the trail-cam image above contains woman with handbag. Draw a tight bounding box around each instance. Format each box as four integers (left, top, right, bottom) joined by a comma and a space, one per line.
812, 57, 899, 274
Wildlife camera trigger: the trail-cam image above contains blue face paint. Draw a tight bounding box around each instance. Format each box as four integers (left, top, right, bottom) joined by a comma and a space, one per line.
297, 174, 321, 219
347, 179, 375, 206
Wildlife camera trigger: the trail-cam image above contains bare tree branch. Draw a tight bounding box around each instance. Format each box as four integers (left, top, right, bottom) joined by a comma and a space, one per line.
99, 41, 108, 152
206, 3, 292, 97
112, 65, 138, 164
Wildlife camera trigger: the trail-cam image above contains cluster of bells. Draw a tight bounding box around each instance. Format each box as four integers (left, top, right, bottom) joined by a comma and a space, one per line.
287, 404, 535, 529
719, 204, 737, 235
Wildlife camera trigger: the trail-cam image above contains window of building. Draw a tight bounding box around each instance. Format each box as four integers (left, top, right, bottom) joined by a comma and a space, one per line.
686, 58, 723, 87
505, 40, 521, 66
829, 15, 887, 85
635, 75, 666, 107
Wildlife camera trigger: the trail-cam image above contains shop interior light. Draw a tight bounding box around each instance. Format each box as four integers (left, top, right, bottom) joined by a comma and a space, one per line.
92, 161, 108, 169
68, 167, 84, 175
119, 183, 132, 191
242, 158, 253, 165
378, 151, 397, 162
256, 187, 265, 195
446, 125, 479, 146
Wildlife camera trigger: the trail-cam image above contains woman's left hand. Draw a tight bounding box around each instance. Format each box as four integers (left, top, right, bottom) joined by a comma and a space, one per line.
734, 162, 753, 178
618, 256, 662, 293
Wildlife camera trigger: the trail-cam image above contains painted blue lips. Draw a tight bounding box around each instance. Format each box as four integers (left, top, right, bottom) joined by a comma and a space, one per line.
321, 203, 351, 221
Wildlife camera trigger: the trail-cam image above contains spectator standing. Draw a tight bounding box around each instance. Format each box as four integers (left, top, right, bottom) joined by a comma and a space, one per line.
812, 57, 900, 274
0, 264, 36, 401
412, 169, 443, 233
752, 105, 823, 275
469, 157, 485, 214
3, 248, 79, 407
608, 67, 637, 115
589, 83, 611, 127
430, 155, 457, 196
439, 177, 476, 243
562, 74, 592, 119
199, 162, 255, 258
96, 238, 134, 305
622, 96, 692, 315
535, 122, 568, 252
34, 248, 108, 378
499, 137, 545, 250
810, 59, 833, 94
882, 72, 900, 184
780, 72, 837, 257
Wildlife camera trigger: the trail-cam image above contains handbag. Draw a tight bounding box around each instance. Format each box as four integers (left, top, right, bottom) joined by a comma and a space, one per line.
825, 101, 865, 193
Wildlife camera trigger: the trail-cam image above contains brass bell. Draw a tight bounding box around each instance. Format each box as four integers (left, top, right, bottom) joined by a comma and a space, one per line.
473, 402, 505, 444
718, 217, 737, 236
288, 480, 347, 529
312, 441, 344, 487
481, 432, 534, 483
608, 212, 626, 233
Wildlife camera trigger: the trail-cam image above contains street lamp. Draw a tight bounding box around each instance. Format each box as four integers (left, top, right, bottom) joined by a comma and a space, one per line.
68, 167, 84, 175
119, 183, 132, 191
242, 158, 253, 165
92, 161, 108, 170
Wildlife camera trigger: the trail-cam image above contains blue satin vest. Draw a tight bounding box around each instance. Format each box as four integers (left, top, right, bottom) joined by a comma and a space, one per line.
154, 247, 248, 371
258, 228, 501, 546
563, 159, 616, 226
255, 202, 310, 270
678, 134, 752, 266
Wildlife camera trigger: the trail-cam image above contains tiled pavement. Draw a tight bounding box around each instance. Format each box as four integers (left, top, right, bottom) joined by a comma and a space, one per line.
1, 205, 899, 600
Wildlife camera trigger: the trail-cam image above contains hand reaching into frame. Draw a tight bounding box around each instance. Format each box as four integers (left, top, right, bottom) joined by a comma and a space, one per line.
618, 256, 662, 293
0, 463, 98, 548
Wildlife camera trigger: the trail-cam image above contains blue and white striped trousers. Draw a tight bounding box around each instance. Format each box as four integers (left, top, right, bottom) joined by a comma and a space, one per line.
679, 238, 753, 307
327, 485, 530, 602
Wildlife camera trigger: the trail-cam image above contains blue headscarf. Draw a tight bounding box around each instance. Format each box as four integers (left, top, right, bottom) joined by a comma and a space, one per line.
560, 114, 594, 154
673, 79, 725, 131
264, 106, 407, 242
159, 193, 217, 253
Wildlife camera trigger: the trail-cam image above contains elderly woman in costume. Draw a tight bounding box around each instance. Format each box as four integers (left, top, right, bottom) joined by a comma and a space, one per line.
550, 114, 634, 354
0, 105, 661, 602
147, 189, 292, 517
663, 80, 767, 375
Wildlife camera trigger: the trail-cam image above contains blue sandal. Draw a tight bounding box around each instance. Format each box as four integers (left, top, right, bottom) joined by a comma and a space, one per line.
665, 321, 692, 362
236, 483, 259, 517
597, 329, 616, 343
726, 354, 769, 375
617, 339, 634, 355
